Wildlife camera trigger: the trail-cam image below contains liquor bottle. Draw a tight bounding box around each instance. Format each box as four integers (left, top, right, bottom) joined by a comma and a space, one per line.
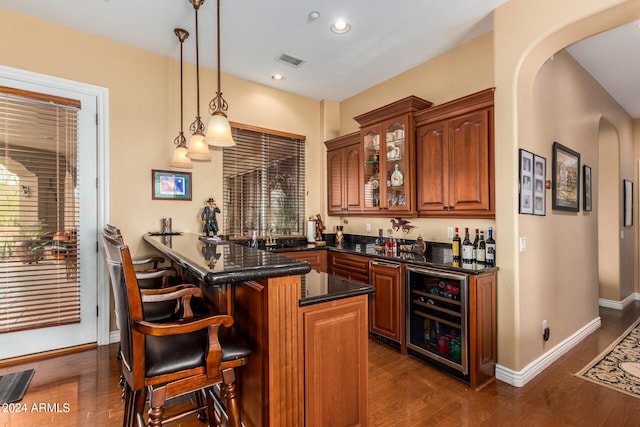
386, 171, 391, 187
472, 228, 479, 262
486, 227, 496, 266
452, 227, 461, 262
462, 227, 474, 263
476, 231, 486, 265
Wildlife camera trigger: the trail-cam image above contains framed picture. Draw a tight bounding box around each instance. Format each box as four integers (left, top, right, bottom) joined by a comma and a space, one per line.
152, 169, 192, 200
533, 154, 546, 216
519, 149, 534, 214
624, 179, 633, 226
552, 142, 580, 212
583, 165, 592, 212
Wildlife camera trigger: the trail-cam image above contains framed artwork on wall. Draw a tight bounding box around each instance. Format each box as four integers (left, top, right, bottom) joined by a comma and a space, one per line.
152, 169, 192, 201
533, 154, 546, 216
583, 165, 592, 212
552, 141, 580, 212
624, 179, 633, 226
519, 149, 534, 214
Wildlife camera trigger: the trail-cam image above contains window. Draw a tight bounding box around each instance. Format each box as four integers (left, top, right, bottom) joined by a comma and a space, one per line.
0, 86, 80, 333
223, 124, 306, 237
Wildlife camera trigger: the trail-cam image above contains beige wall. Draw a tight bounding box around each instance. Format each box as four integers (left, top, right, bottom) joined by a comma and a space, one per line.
493, 0, 640, 371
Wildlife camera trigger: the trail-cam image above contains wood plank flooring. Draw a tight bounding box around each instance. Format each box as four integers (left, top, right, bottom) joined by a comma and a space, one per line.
2, 302, 640, 427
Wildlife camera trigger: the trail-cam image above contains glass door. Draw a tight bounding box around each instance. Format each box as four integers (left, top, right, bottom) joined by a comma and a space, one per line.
384, 121, 408, 211
362, 128, 381, 210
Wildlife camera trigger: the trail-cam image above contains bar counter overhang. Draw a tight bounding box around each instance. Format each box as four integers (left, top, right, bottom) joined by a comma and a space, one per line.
143, 232, 373, 426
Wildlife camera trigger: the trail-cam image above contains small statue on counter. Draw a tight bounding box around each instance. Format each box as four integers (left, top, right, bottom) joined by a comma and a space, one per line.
315, 214, 325, 242
201, 197, 221, 237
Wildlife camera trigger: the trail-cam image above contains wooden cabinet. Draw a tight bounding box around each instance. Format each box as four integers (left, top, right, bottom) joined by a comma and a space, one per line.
328, 252, 369, 284
325, 132, 362, 215
469, 271, 497, 389
368, 259, 404, 350
354, 96, 432, 216
415, 88, 495, 218
302, 295, 369, 427
279, 249, 328, 273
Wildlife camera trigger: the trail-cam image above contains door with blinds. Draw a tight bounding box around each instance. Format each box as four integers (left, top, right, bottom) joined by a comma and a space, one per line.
0, 82, 98, 359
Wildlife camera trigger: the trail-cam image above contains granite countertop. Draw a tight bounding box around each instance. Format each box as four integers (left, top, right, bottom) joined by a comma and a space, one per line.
270, 239, 498, 275
143, 233, 312, 286
300, 269, 374, 307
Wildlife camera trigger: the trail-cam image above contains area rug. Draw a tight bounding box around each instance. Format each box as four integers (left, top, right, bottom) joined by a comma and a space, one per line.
0, 369, 35, 405
576, 317, 640, 399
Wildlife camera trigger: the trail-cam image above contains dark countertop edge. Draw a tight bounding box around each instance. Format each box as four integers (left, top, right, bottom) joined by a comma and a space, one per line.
274, 244, 499, 275
299, 284, 375, 307
204, 263, 312, 286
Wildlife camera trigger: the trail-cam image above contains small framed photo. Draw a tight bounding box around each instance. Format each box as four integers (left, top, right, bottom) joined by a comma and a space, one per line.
583, 165, 592, 212
624, 179, 633, 227
519, 149, 534, 214
152, 169, 192, 201
552, 142, 580, 212
533, 154, 546, 216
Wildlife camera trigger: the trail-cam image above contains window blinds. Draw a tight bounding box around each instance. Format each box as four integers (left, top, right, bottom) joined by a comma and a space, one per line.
223, 124, 306, 238
0, 86, 81, 334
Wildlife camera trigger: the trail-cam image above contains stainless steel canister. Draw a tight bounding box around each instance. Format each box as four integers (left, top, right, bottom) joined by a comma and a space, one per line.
161, 217, 172, 234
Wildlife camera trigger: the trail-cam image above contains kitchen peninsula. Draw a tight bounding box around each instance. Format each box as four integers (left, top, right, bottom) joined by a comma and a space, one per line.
143, 233, 373, 427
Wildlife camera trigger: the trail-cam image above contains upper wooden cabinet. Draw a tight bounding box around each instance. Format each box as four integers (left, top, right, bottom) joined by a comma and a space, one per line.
415, 88, 495, 218
325, 132, 362, 215
354, 96, 432, 216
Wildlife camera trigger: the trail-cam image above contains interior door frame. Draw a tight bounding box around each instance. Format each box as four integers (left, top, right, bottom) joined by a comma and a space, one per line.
0, 65, 111, 347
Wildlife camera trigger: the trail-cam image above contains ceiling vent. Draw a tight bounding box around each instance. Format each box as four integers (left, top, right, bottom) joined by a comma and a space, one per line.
275, 53, 305, 68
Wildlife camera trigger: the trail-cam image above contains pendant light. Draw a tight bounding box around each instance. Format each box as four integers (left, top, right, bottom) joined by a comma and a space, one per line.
170, 28, 193, 169
186, 0, 211, 161
204, 0, 235, 147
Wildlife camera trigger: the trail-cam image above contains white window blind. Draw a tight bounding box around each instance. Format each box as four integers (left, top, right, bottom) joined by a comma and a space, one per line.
0, 86, 81, 334
223, 124, 306, 238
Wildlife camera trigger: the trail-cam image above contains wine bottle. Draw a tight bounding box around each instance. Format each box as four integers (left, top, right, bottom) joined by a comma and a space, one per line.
472, 228, 479, 262
452, 227, 461, 262
486, 227, 496, 266
476, 231, 486, 264
462, 227, 474, 263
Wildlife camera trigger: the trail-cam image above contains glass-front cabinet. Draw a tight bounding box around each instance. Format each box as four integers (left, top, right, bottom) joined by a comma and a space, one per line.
355, 96, 432, 216
362, 118, 411, 214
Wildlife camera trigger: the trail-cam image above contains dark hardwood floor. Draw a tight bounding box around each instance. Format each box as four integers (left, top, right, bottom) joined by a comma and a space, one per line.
2, 302, 640, 426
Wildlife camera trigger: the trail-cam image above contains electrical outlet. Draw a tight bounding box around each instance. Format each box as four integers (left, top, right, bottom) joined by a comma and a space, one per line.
366, 223, 371, 232
542, 320, 550, 341
447, 227, 454, 238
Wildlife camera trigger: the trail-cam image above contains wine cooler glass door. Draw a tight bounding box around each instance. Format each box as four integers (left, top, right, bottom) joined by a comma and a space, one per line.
406, 266, 469, 374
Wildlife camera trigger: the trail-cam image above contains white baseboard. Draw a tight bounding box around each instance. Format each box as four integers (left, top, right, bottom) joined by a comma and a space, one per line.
109, 330, 120, 344
599, 292, 640, 310
495, 316, 601, 387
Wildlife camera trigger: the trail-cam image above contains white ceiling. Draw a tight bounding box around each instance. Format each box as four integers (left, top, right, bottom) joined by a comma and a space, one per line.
0, 0, 638, 117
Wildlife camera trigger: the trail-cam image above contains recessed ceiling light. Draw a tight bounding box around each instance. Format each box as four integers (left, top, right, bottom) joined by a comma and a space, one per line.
331, 19, 351, 34
272, 74, 285, 81
308, 11, 320, 21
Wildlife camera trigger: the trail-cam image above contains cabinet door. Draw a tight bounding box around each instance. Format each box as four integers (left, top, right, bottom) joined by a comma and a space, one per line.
362, 124, 383, 212
279, 250, 327, 273
369, 260, 402, 342
448, 109, 491, 213
383, 117, 413, 214
416, 120, 448, 213
469, 271, 496, 389
327, 149, 346, 215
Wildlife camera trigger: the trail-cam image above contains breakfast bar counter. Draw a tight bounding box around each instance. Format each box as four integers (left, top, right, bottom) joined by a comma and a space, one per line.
143, 233, 373, 427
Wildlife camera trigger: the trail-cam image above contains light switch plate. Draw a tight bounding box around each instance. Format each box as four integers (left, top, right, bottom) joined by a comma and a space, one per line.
519, 237, 527, 252
447, 227, 454, 238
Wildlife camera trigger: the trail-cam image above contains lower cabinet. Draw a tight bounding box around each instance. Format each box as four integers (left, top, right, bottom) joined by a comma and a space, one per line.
279, 250, 328, 272
328, 252, 369, 284
368, 259, 404, 351
302, 295, 369, 427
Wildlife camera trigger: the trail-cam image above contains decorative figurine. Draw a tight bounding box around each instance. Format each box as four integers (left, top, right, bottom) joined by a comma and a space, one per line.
314, 214, 326, 242
201, 197, 221, 237
335, 225, 344, 245
390, 217, 415, 234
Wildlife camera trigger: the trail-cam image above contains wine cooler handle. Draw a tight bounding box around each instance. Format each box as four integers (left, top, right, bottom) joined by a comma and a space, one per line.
371, 260, 401, 268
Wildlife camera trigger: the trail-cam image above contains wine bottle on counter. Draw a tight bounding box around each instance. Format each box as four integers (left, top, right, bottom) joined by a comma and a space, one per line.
486, 227, 496, 266
452, 227, 461, 262
476, 231, 486, 264
472, 228, 479, 262
462, 227, 474, 263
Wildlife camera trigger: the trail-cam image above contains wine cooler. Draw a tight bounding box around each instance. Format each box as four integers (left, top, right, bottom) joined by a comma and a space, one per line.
406, 266, 469, 376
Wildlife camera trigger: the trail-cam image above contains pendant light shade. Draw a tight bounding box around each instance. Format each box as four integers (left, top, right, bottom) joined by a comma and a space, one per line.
205, 111, 234, 147
171, 28, 193, 169
186, 0, 212, 161
205, 0, 235, 147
